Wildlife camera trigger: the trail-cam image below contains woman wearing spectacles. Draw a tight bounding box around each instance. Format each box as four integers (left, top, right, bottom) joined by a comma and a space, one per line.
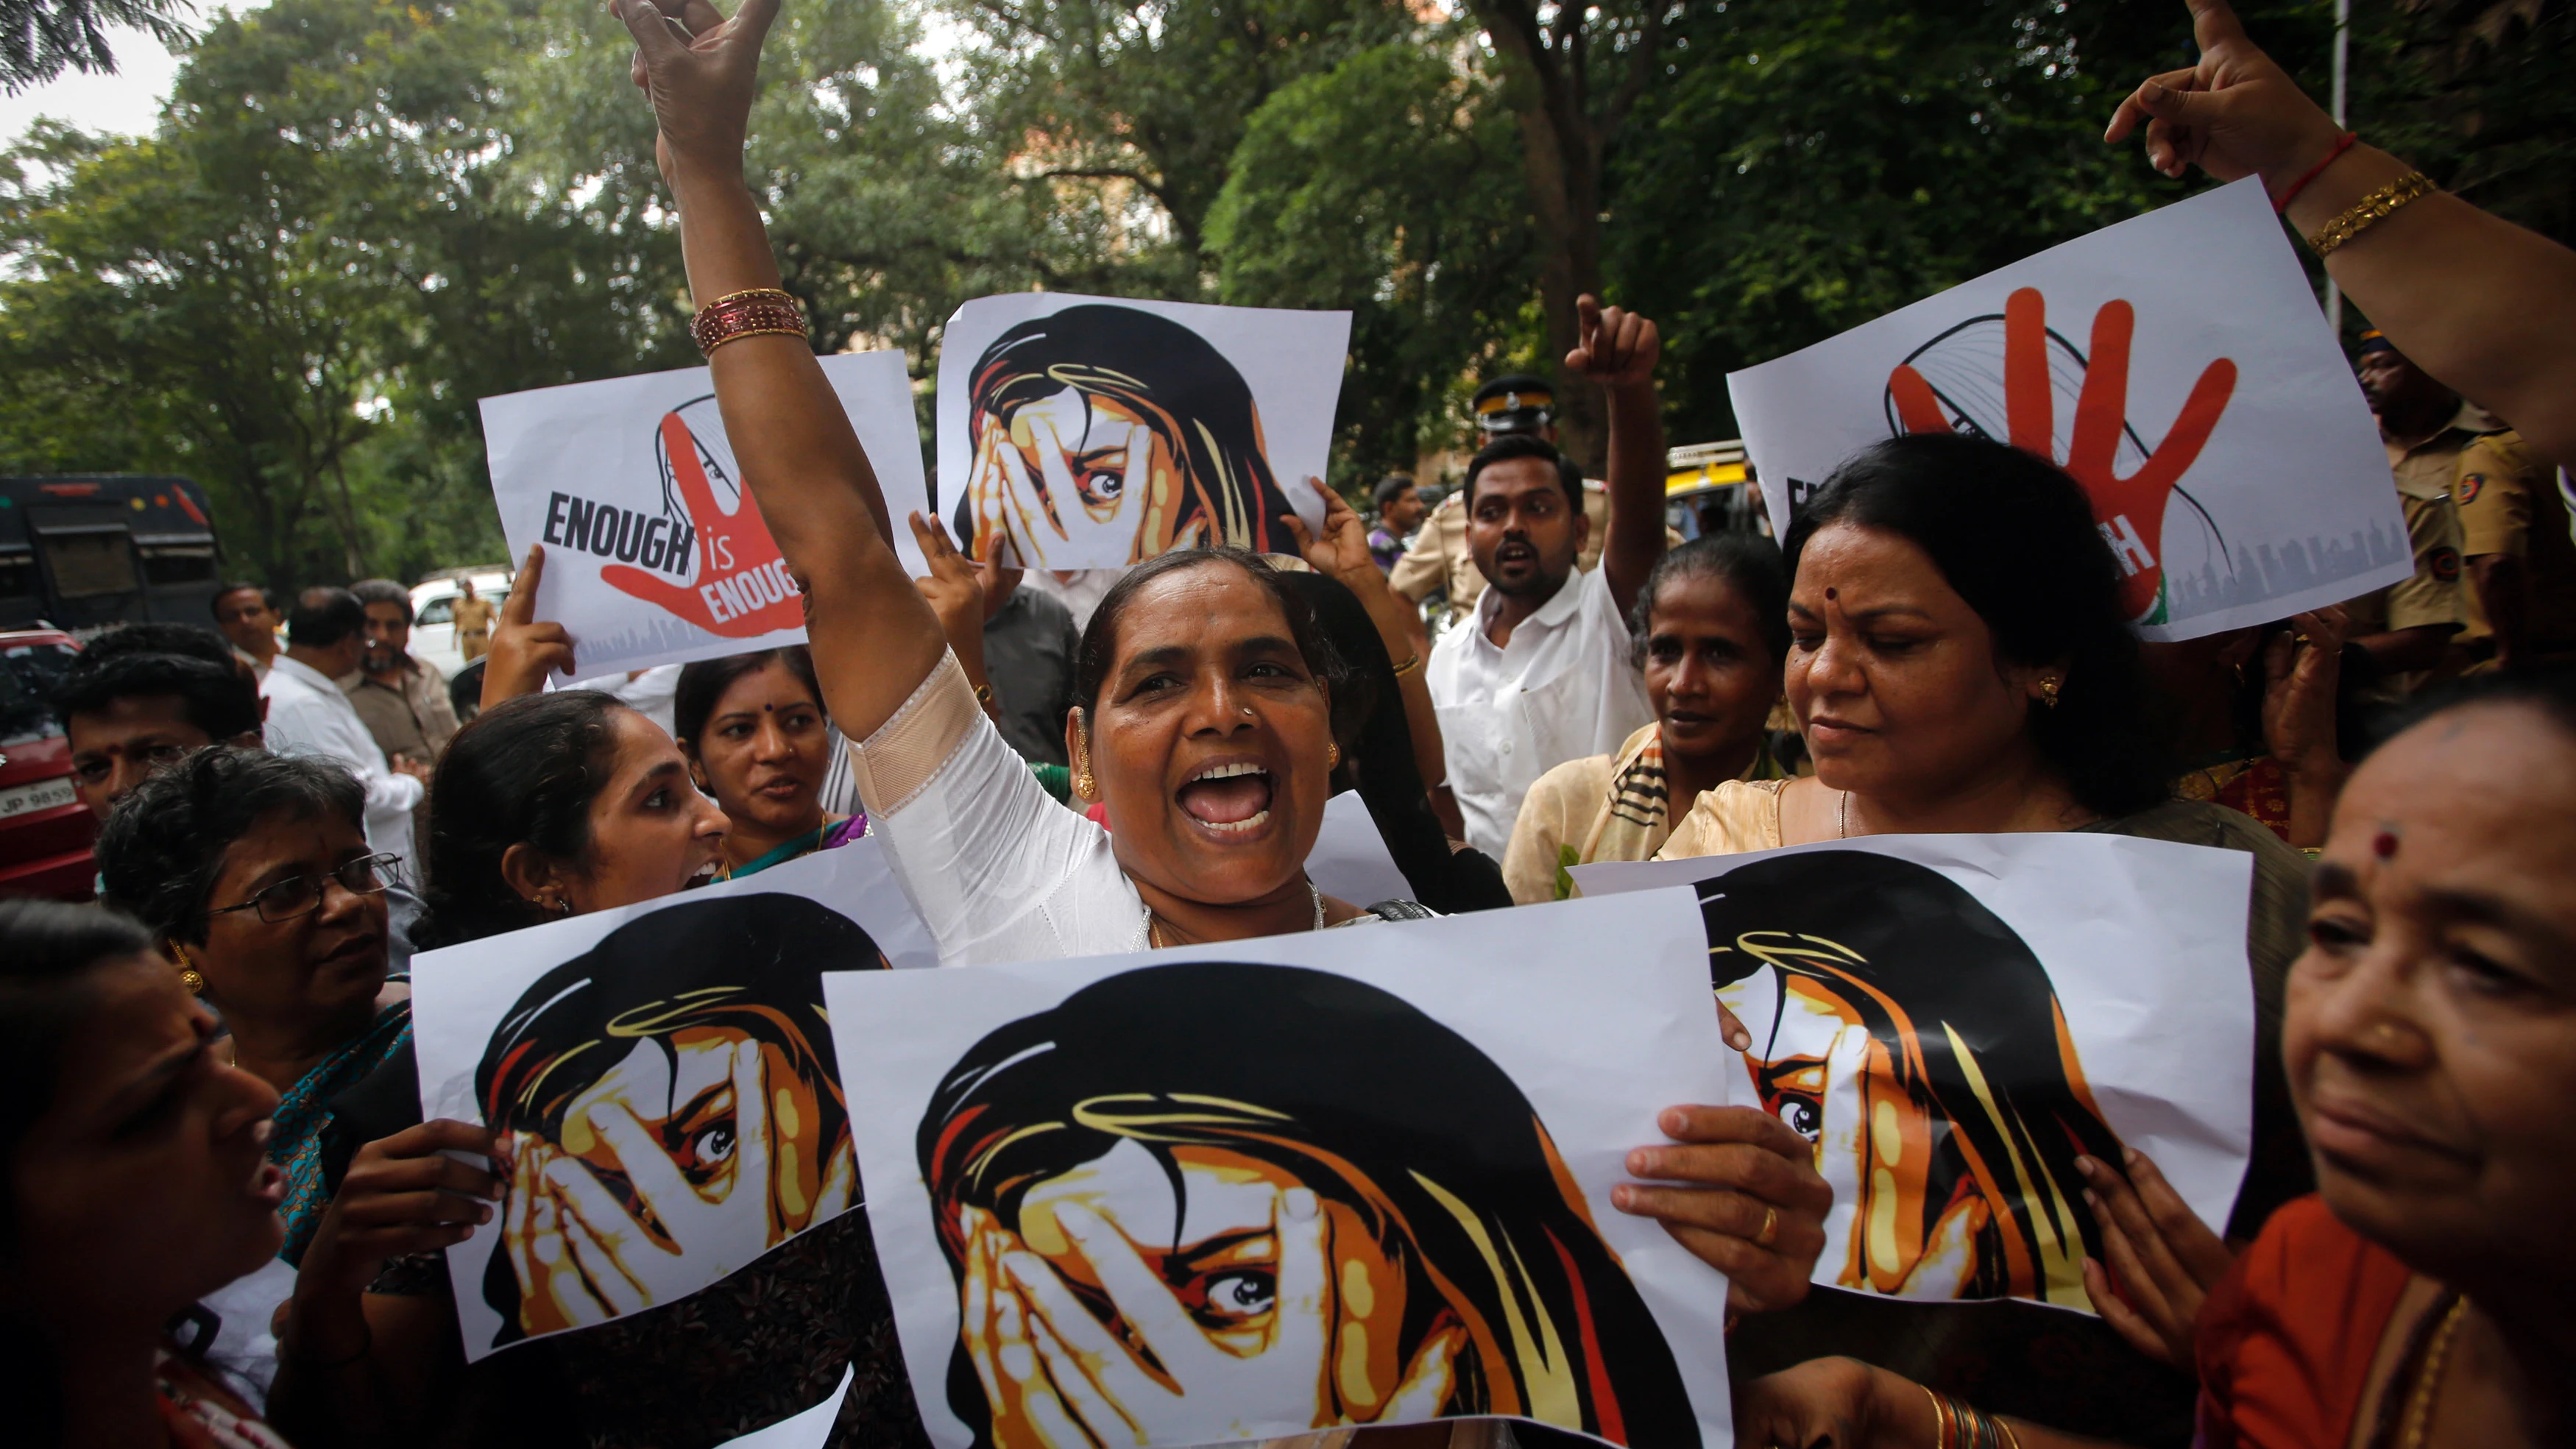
96, 748, 422, 1273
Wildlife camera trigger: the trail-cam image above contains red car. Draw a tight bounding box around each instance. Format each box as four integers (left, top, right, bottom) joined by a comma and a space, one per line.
0, 628, 96, 901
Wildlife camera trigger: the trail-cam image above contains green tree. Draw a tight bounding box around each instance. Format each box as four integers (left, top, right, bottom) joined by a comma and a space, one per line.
1209, 38, 1535, 483
0, 0, 191, 92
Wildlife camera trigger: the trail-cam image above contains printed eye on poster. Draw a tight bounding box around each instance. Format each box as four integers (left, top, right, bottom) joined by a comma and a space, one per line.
935, 293, 1351, 570
824, 889, 1741, 1448
1575, 833, 2256, 1312
1726, 177, 2407, 642
407, 843, 935, 1362
480, 350, 934, 678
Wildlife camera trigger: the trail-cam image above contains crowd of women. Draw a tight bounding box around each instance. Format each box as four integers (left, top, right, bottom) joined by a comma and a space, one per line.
7, 0, 2575, 1444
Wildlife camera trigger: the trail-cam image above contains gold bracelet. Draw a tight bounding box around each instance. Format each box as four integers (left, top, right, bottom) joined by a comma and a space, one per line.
1390, 650, 1423, 679
1923, 1385, 1953, 1449
2309, 171, 2435, 256
707, 286, 796, 307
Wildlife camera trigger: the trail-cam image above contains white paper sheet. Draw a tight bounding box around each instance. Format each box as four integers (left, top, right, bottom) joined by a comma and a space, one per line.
825, 889, 1736, 1448
1301, 790, 1410, 908
714, 1364, 855, 1449
1574, 833, 2255, 1311
1726, 177, 2407, 641
409, 841, 933, 1361
935, 293, 1349, 568
481, 351, 932, 677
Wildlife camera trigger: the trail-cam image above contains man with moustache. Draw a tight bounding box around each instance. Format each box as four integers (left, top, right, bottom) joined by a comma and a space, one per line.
1426, 299, 1669, 855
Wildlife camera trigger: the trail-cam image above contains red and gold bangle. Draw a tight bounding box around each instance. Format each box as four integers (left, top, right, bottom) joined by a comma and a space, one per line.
691, 287, 809, 356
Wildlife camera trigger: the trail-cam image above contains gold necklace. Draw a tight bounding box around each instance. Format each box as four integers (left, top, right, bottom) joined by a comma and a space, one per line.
1143, 881, 1326, 949
2396, 1297, 2469, 1449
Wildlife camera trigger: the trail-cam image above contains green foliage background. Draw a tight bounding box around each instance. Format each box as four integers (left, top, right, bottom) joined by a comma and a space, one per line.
0, 0, 2561, 590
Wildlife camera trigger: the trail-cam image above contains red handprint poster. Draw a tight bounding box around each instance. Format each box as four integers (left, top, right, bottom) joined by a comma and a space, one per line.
480, 351, 933, 677
1726, 177, 2407, 642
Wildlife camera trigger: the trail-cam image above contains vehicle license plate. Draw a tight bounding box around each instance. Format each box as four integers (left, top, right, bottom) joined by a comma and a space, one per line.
0, 776, 78, 819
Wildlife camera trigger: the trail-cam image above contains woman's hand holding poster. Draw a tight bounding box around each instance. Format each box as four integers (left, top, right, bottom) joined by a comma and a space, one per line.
1575, 834, 2256, 1313
407, 843, 934, 1361
935, 293, 1350, 569
1726, 177, 2406, 641
824, 889, 1738, 1449
479, 351, 933, 679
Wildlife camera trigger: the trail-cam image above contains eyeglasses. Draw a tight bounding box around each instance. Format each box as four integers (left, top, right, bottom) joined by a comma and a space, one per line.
209, 854, 404, 924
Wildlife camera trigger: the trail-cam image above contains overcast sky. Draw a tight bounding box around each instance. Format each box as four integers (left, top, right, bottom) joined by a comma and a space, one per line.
0, 28, 186, 146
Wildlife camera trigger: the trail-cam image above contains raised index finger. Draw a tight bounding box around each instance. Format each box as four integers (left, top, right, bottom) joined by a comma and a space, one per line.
503, 545, 545, 624
2184, 0, 2254, 52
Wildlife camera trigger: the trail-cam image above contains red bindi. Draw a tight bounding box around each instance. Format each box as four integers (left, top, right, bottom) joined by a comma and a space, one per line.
2373, 830, 2399, 860
1825, 587, 1839, 600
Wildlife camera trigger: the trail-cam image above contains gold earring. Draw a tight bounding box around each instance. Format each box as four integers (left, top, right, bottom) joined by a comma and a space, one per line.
1075, 767, 1096, 800
2038, 676, 2063, 707
1326, 743, 1341, 770
171, 942, 203, 996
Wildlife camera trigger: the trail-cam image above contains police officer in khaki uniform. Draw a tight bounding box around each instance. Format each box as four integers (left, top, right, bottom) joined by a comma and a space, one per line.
2340, 330, 2472, 696
1389, 375, 1610, 624
2451, 428, 2576, 669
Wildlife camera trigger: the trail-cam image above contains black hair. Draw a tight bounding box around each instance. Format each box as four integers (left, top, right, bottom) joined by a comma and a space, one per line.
1697, 849, 2125, 1304
473, 892, 872, 1346
1462, 433, 1582, 512
411, 691, 628, 950
210, 582, 272, 620
96, 748, 367, 947
1372, 473, 1415, 510
2372, 663, 2576, 755
0, 899, 159, 1437
349, 578, 414, 625
673, 646, 824, 751
50, 651, 261, 743
955, 303, 1298, 556
921, 961, 1699, 1446
1628, 533, 1791, 670
1069, 548, 1346, 726
287, 587, 367, 650
1785, 433, 2168, 819
1274, 571, 1511, 912
77, 622, 240, 673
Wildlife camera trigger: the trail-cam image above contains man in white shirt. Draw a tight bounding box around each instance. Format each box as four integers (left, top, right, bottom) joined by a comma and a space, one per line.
1426, 297, 1669, 855
262, 587, 431, 866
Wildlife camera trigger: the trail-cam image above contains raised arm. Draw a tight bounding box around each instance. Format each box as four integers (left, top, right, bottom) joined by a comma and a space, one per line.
1564, 294, 1669, 617
2105, 0, 2576, 468
617, 0, 945, 739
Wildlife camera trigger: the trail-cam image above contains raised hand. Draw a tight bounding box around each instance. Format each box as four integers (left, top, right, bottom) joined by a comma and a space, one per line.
612, 0, 780, 185
2078, 1147, 2235, 1368
602, 410, 805, 639
2260, 606, 2346, 777
1613, 1104, 1833, 1314
481, 545, 577, 709
2102, 0, 2345, 190
1280, 477, 1380, 590
1889, 287, 2236, 621
1563, 293, 1660, 392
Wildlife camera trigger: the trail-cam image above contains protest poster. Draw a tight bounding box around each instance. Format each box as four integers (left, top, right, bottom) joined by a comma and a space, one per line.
1574, 834, 2254, 1311
1726, 176, 2406, 641
481, 351, 933, 678
935, 293, 1350, 569
409, 842, 933, 1361
824, 889, 1738, 1449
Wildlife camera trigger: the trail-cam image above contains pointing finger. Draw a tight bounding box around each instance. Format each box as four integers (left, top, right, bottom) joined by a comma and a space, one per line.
503, 546, 545, 626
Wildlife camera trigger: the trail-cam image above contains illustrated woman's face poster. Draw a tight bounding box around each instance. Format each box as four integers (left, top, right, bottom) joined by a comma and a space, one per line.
826, 890, 1740, 1448
935, 294, 1349, 570
408, 844, 935, 1360
1577, 835, 2257, 1313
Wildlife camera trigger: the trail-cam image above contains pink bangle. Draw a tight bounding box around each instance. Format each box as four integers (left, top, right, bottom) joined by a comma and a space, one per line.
2274, 132, 2357, 214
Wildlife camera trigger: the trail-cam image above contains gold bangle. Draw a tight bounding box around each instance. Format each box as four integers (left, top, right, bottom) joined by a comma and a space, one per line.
701, 325, 809, 355
707, 286, 796, 307
2309, 171, 2435, 256
1923, 1385, 1953, 1449
1389, 650, 1423, 678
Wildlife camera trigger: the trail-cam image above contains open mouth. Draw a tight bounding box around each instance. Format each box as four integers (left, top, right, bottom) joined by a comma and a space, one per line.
1494, 542, 1538, 570
1175, 759, 1275, 835
685, 858, 722, 888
